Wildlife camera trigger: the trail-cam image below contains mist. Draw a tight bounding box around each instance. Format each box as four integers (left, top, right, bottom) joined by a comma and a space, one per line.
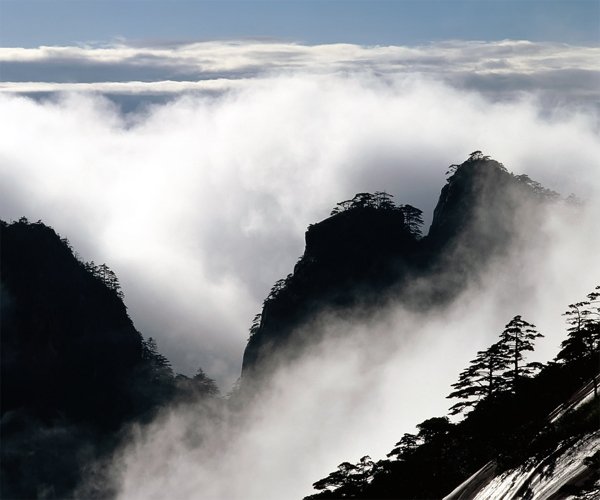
106, 189, 600, 500
1, 68, 598, 389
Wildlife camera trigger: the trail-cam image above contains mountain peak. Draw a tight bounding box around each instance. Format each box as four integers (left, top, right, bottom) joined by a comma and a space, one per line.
242, 154, 564, 385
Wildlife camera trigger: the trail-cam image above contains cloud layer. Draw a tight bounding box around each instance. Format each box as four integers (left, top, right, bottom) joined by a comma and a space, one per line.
1, 40, 598, 114
1, 66, 599, 389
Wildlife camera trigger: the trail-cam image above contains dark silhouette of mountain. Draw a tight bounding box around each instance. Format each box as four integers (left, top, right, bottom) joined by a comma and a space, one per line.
1, 219, 143, 430
0, 218, 220, 499
242, 196, 420, 383
240, 152, 598, 498
242, 152, 562, 385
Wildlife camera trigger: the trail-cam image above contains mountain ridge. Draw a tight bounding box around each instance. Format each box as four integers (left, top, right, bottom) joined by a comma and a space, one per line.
241, 151, 563, 386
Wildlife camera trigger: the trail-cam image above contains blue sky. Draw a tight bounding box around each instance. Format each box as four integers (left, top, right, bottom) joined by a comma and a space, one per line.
2, 0, 599, 48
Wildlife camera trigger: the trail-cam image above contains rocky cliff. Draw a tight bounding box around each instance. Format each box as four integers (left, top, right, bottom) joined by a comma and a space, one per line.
241, 152, 560, 384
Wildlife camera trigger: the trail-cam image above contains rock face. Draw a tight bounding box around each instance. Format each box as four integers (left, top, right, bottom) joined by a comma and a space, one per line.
0, 219, 144, 429
0, 219, 222, 499
442, 376, 600, 500
241, 153, 559, 384
242, 202, 418, 381
443, 414, 600, 500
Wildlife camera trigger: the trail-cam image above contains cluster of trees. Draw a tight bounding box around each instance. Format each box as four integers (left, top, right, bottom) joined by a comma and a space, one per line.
447, 315, 543, 415
247, 313, 262, 340
330, 192, 397, 214
445, 152, 561, 203
330, 192, 424, 238
311, 456, 378, 496
557, 287, 600, 396
514, 174, 562, 202
445, 150, 500, 175
84, 261, 124, 299
140, 336, 221, 405
306, 286, 600, 499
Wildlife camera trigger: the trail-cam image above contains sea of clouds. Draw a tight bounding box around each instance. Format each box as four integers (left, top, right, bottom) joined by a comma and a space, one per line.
1, 39, 599, 498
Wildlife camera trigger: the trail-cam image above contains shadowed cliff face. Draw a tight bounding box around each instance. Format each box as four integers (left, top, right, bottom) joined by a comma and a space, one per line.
425, 156, 556, 263
0, 220, 147, 498
0, 220, 144, 429
242, 154, 561, 385
242, 206, 418, 381
427, 158, 517, 246
0, 220, 222, 499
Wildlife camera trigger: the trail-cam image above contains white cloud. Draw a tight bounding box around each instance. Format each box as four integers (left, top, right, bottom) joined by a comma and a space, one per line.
0, 79, 247, 94
2, 40, 597, 74
1, 71, 598, 388
1, 40, 598, 113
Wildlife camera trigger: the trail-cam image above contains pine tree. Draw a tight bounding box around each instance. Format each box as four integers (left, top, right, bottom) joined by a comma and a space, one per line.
142, 337, 174, 380
558, 287, 600, 362
498, 315, 544, 393
387, 433, 419, 460
193, 368, 220, 397
374, 191, 396, 210
557, 286, 600, 397
350, 192, 376, 209
400, 204, 424, 238
248, 313, 262, 340
446, 341, 511, 415
311, 456, 376, 495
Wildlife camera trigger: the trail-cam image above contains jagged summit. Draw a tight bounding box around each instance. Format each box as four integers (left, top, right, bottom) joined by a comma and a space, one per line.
426, 151, 559, 252
242, 192, 421, 379
242, 153, 563, 384
427, 151, 512, 245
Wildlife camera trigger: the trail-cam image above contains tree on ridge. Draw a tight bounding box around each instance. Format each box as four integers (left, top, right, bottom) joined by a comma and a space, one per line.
446, 340, 511, 415
498, 315, 544, 393
557, 286, 600, 397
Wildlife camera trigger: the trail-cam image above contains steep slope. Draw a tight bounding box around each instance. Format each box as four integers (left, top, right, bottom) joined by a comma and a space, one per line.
443, 408, 600, 500
0, 218, 221, 499
242, 203, 419, 381
242, 152, 560, 385
303, 346, 599, 500
302, 278, 599, 500
1, 219, 144, 429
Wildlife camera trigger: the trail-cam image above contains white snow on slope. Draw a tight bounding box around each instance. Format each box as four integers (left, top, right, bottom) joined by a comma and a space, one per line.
472, 431, 600, 500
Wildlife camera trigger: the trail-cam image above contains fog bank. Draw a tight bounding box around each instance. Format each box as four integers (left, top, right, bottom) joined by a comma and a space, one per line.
1, 69, 598, 388
109, 192, 600, 500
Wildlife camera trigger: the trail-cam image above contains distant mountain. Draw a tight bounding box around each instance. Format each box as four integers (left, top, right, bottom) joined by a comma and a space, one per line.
242, 152, 562, 386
